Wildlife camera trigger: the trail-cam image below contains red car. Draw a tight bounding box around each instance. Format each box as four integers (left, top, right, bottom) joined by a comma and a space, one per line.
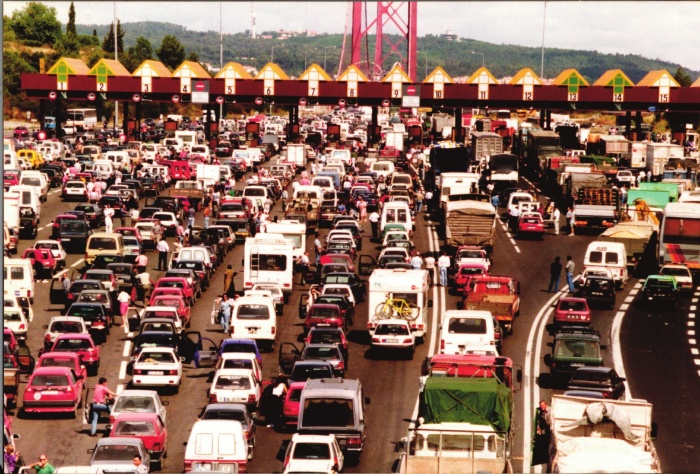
155, 277, 196, 306
517, 212, 545, 240
282, 381, 306, 429
35, 352, 88, 381
21, 248, 57, 278
109, 412, 168, 467
149, 287, 188, 305
115, 227, 144, 245
303, 304, 345, 334
44, 333, 100, 376
454, 263, 490, 292
150, 295, 191, 328
320, 253, 356, 273
554, 297, 592, 327
22, 366, 84, 417
170, 195, 191, 213
4, 170, 20, 190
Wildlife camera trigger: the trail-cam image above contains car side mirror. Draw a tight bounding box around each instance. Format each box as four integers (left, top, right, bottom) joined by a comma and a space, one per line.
544, 354, 552, 367
12, 433, 20, 440
651, 421, 658, 439
427, 300, 433, 308
619, 377, 626, 382
516, 369, 523, 383
364, 397, 371, 405
87, 448, 95, 453
180, 356, 186, 362
105, 424, 112, 431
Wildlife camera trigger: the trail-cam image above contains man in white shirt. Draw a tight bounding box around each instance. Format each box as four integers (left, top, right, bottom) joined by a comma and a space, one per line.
156, 238, 170, 271
411, 252, 423, 270
553, 207, 561, 235
368, 211, 380, 240
437, 252, 451, 287
103, 205, 115, 233
424, 253, 436, 286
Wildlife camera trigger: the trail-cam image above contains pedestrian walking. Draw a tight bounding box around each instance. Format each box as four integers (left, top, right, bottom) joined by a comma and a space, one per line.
411, 251, 423, 270
188, 207, 196, 229
531, 400, 552, 466
424, 252, 436, 286
103, 204, 115, 233
223, 265, 237, 298
369, 210, 380, 240
299, 251, 310, 285
565, 255, 576, 293
203, 206, 211, 229
156, 238, 169, 271
553, 207, 561, 235
566, 207, 575, 236
90, 377, 117, 436
219, 294, 234, 332
548, 257, 563, 293
415, 190, 425, 214
117, 289, 131, 320
438, 252, 451, 287
4, 444, 20, 474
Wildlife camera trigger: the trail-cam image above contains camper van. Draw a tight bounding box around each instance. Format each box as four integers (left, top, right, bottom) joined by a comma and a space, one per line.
265, 221, 307, 263
4, 258, 35, 302
380, 201, 413, 235
229, 294, 277, 350
7, 185, 42, 222
243, 234, 294, 298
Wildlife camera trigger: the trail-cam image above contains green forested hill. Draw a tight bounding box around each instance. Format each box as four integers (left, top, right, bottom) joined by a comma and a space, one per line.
76, 21, 698, 83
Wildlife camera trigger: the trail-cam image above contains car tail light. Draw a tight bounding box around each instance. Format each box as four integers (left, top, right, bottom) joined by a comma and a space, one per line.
347, 437, 362, 446
402, 338, 412, 344
411, 323, 424, 331
133, 369, 143, 375
85, 253, 89, 260
371, 337, 380, 343
244, 282, 252, 287
19, 324, 25, 331
337, 361, 345, 371
283, 283, 290, 288
24, 386, 33, 393
440, 340, 445, 351
247, 394, 256, 403
209, 393, 217, 403
367, 322, 375, 329
603, 391, 612, 398
166, 370, 178, 375
271, 327, 275, 335
184, 461, 192, 472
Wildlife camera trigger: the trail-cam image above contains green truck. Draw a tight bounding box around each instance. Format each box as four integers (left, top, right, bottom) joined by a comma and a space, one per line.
545, 327, 605, 379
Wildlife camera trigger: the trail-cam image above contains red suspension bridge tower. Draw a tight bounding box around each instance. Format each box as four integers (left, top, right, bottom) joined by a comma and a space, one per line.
350, 2, 418, 81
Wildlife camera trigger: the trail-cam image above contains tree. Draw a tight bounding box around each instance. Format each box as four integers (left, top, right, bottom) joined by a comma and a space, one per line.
123, 36, 154, 72
54, 34, 80, 58
673, 67, 692, 87
157, 35, 186, 70
93, 29, 97, 37
187, 51, 200, 63
102, 20, 125, 58
66, 2, 77, 38
9, 2, 62, 45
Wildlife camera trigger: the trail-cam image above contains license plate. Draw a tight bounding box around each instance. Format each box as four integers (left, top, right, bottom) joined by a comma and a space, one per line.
386, 338, 399, 343
42, 390, 59, 395
149, 371, 164, 375
570, 363, 584, 367
62, 238, 71, 241
592, 292, 603, 296
248, 328, 258, 334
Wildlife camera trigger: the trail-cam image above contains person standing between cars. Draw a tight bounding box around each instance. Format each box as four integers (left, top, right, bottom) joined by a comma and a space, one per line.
411, 251, 423, 270
117, 289, 131, 321
219, 294, 234, 332
175, 222, 185, 244
424, 252, 436, 286
438, 252, 451, 287
415, 189, 425, 214
156, 237, 169, 271
132, 455, 148, 474
61, 272, 71, 300
136, 252, 148, 274
90, 377, 117, 436
565, 255, 576, 293
314, 232, 324, 266
553, 206, 561, 235
357, 197, 368, 223
188, 206, 196, 229
224, 265, 236, 298
531, 400, 552, 466
203, 205, 211, 229
103, 204, 115, 233
4, 444, 20, 474
548, 257, 563, 293
424, 189, 434, 212
268, 373, 289, 429
152, 220, 163, 245
368, 210, 380, 240
566, 207, 575, 236
31, 454, 55, 474
299, 251, 310, 285
281, 188, 288, 210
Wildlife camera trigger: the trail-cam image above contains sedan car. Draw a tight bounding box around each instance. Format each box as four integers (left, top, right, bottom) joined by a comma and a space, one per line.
33, 240, 67, 269
132, 347, 184, 392
640, 275, 680, 309
566, 366, 626, 400
62, 180, 89, 201
299, 343, 346, 378
554, 297, 591, 327
83, 269, 118, 292
150, 296, 191, 329
209, 368, 262, 413
21, 248, 57, 279
65, 302, 111, 343
123, 236, 142, 263
251, 282, 284, 315
370, 318, 415, 359
282, 434, 344, 474
4, 307, 30, 341
42, 316, 89, 350
659, 264, 694, 293
109, 389, 169, 426
22, 366, 84, 417
320, 272, 366, 302
517, 212, 545, 240
45, 333, 100, 375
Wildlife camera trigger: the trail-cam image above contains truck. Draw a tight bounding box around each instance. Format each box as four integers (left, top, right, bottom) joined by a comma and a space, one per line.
444, 199, 497, 254
488, 153, 519, 190
463, 275, 520, 334
428, 145, 471, 188
431, 113, 455, 136
547, 394, 660, 473
523, 130, 562, 178
646, 143, 684, 180
3, 191, 20, 235
438, 172, 480, 211
599, 221, 657, 274
195, 164, 221, 188
242, 233, 294, 298
470, 132, 503, 163
175, 130, 197, 149
586, 134, 630, 157
286, 144, 307, 173
168, 180, 205, 209
629, 141, 648, 169
399, 355, 517, 474
572, 175, 620, 233
265, 221, 306, 264
385, 131, 405, 153
286, 186, 322, 232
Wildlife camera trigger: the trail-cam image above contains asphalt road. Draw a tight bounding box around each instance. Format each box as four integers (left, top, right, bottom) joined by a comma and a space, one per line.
8, 162, 699, 473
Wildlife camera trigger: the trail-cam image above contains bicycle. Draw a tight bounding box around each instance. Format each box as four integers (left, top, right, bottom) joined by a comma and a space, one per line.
374, 294, 418, 321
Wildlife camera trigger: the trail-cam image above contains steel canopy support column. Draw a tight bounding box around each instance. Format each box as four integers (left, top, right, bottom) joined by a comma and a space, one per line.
205, 103, 211, 142
635, 111, 643, 141
351, 3, 364, 67
455, 108, 463, 144
371, 106, 379, 145
121, 102, 128, 135
624, 110, 632, 140
407, 2, 418, 81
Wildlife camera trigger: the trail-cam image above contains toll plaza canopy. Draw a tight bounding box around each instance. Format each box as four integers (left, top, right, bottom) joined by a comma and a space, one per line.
21, 58, 700, 111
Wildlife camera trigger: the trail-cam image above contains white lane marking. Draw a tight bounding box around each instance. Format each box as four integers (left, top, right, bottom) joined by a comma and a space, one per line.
619, 303, 629, 311
611, 308, 632, 402
689, 321, 696, 327
514, 246, 521, 254
691, 348, 699, 355
119, 361, 128, 380
523, 287, 565, 471
54, 269, 68, 278
689, 330, 696, 336
689, 313, 696, 319
695, 359, 700, 366
49, 189, 61, 194
123, 340, 132, 357
624, 296, 634, 303
70, 258, 85, 268
691, 305, 697, 311
40, 224, 52, 230
116, 384, 124, 394
690, 339, 697, 345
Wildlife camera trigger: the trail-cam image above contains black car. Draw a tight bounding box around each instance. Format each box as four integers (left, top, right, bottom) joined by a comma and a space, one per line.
98, 195, 126, 218
320, 272, 367, 302
39, 167, 61, 188
139, 177, 159, 196
174, 260, 211, 289
122, 179, 144, 198
74, 203, 105, 228
149, 197, 182, 220
65, 302, 110, 343
131, 331, 180, 360
566, 366, 626, 400
106, 262, 135, 290
58, 219, 92, 253
578, 275, 616, 309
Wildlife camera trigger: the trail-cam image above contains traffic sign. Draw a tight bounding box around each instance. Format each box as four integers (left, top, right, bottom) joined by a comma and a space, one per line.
338, 99, 346, 107
193, 80, 209, 92
48, 91, 57, 100
216, 96, 224, 104
402, 84, 421, 96
402, 96, 421, 108
406, 85, 417, 95
172, 94, 180, 103
132, 94, 141, 102
382, 99, 390, 107
87, 92, 96, 101
299, 98, 307, 106
192, 92, 209, 104
254, 97, 263, 105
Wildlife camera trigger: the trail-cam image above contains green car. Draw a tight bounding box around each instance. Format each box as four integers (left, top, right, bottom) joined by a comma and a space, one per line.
641, 275, 679, 309
545, 326, 605, 378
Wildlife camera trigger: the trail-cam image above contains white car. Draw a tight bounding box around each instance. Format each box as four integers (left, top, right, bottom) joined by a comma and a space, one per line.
370, 318, 415, 359
454, 247, 491, 272
62, 180, 89, 201
135, 221, 156, 246
132, 347, 184, 392
110, 389, 169, 426
139, 306, 185, 335
43, 315, 88, 346
3, 293, 34, 325
659, 264, 694, 292
215, 353, 263, 383
4, 307, 30, 340
34, 240, 68, 269
282, 434, 344, 474
327, 230, 357, 249
251, 282, 285, 315
320, 284, 356, 307
209, 368, 261, 412
151, 212, 179, 236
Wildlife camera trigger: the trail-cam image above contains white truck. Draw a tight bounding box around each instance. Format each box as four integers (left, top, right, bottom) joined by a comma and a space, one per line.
385, 131, 405, 152
175, 130, 197, 148
286, 144, 307, 173
438, 172, 480, 211
264, 221, 306, 264
3, 191, 21, 234
367, 269, 430, 342
195, 164, 221, 188
242, 233, 294, 299
548, 394, 660, 473
646, 143, 684, 180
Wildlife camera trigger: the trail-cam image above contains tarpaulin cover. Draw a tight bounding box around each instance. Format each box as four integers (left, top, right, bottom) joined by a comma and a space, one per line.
489, 154, 518, 174
419, 377, 512, 433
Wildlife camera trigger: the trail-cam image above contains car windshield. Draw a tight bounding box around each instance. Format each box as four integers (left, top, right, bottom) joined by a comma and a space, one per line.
49, 321, 84, 334
114, 421, 156, 436
292, 442, 331, 460
55, 338, 92, 350
137, 334, 175, 348
215, 374, 251, 390
375, 324, 410, 336
236, 304, 270, 320
291, 365, 333, 381
555, 340, 599, 358
114, 396, 156, 413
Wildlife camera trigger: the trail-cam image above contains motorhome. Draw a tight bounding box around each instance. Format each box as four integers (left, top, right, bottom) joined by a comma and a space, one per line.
243, 233, 294, 298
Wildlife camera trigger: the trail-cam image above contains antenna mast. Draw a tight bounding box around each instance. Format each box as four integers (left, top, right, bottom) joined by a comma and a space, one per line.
251, 2, 256, 39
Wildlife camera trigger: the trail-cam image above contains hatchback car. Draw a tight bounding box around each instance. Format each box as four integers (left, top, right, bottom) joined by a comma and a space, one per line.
4, 308, 30, 341
65, 302, 111, 343
303, 304, 346, 334
370, 319, 415, 359
45, 333, 100, 375
659, 264, 694, 293
305, 327, 350, 364
209, 368, 261, 413
299, 343, 346, 378
62, 180, 88, 201
109, 389, 169, 426
282, 433, 344, 474
33, 240, 68, 269
42, 316, 89, 350
289, 360, 335, 383
132, 347, 184, 392
566, 366, 626, 400
554, 297, 591, 327
281, 381, 306, 430
83, 269, 118, 292
641, 275, 680, 309
517, 212, 545, 239
108, 412, 168, 468
22, 366, 84, 417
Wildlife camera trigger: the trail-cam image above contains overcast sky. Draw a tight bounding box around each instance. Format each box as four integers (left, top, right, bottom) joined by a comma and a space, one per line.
4, 1, 700, 71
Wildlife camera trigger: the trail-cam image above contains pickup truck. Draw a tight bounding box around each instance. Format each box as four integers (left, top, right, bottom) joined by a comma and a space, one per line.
463, 275, 520, 335
167, 180, 205, 211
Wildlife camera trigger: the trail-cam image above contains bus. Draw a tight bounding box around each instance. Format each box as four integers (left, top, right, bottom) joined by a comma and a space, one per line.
659, 201, 700, 274
65, 108, 98, 131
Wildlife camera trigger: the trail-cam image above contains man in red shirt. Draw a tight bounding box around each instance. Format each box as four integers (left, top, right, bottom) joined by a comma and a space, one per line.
90, 377, 117, 436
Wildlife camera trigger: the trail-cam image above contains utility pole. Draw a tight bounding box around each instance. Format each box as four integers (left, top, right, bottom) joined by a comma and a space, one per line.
219, 2, 223, 127
113, 2, 118, 133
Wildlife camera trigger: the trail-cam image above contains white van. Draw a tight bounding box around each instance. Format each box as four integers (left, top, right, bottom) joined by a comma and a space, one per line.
19, 170, 49, 202
583, 241, 628, 288
380, 201, 413, 235
507, 191, 536, 215
85, 233, 125, 266
367, 269, 430, 341
4, 258, 35, 302
93, 160, 115, 181
178, 246, 213, 270
104, 151, 131, 170
184, 419, 249, 471
229, 294, 276, 350
242, 185, 273, 202
265, 222, 306, 263
439, 310, 497, 355
7, 185, 42, 222
311, 176, 334, 191
370, 160, 395, 180
292, 185, 324, 201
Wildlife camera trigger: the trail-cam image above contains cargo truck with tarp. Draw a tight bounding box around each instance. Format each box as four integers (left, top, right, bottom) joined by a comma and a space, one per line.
599, 221, 657, 275
398, 363, 515, 474
443, 198, 497, 255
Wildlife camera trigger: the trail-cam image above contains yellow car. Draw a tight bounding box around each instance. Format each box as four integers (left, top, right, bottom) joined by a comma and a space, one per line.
17, 150, 44, 169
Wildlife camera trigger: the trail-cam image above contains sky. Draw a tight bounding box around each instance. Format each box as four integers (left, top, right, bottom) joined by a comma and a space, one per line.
4, 1, 700, 71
